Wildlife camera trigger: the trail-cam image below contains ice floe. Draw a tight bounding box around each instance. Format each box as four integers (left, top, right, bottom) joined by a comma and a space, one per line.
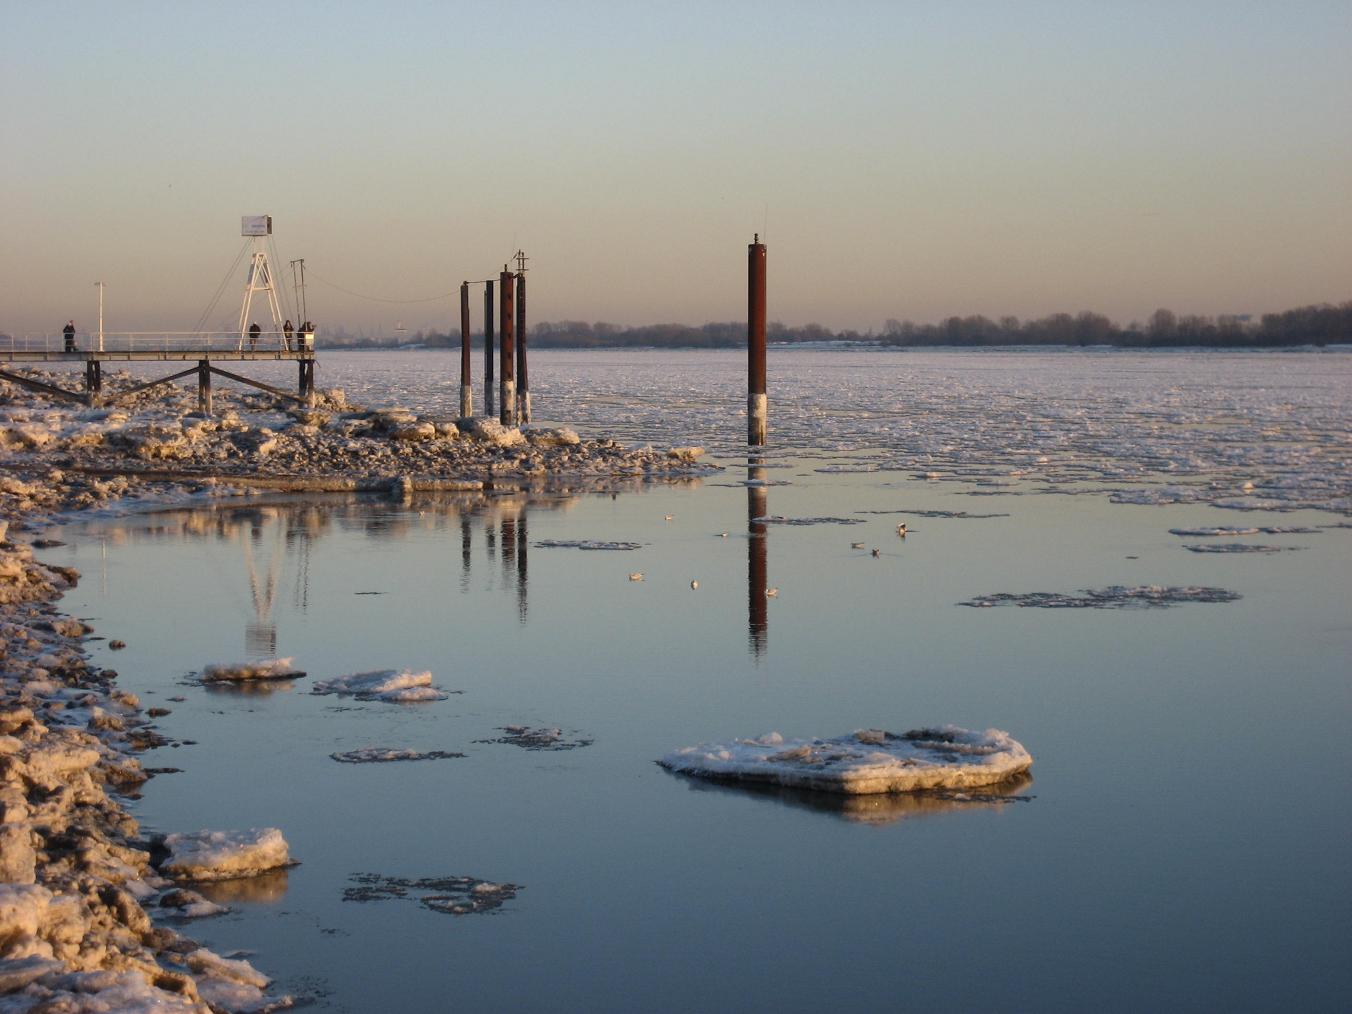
532, 539, 643, 551
330, 747, 465, 763
1183, 543, 1300, 554
752, 515, 866, 526
343, 873, 521, 915
310, 669, 450, 702
1168, 526, 1318, 536
960, 585, 1242, 608
200, 657, 305, 682
474, 725, 593, 751
158, 828, 292, 881
660, 727, 1032, 794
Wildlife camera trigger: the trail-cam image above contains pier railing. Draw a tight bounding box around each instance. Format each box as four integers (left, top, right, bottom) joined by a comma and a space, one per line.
6, 331, 314, 354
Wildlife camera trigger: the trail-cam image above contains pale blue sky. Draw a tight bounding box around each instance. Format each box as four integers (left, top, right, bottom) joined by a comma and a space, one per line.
4, 1, 1349, 335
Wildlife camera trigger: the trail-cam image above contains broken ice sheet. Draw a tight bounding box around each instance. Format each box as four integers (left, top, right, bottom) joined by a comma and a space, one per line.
752, 515, 866, 526
1168, 526, 1318, 537
310, 669, 451, 702
959, 585, 1241, 609
532, 539, 643, 550
1183, 544, 1300, 554
474, 725, 593, 751
330, 747, 465, 763
659, 727, 1032, 795
199, 657, 306, 682
343, 874, 521, 915
158, 828, 292, 882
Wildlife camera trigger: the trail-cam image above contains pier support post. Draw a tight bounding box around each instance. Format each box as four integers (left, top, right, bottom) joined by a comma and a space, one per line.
499, 267, 516, 426
298, 359, 316, 406
197, 360, 212, 414
515, 272, 530, 423
483, 280, 496, 418
459, 282, 473, 418
748, 234, 767, 446
84, 360, 102, 405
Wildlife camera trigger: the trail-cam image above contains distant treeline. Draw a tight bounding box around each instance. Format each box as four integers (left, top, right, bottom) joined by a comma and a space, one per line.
316, 300, 1351, 350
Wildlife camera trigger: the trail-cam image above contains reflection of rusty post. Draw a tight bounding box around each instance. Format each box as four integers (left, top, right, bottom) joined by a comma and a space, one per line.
748, 458, 768, 657
516, 272, 530, 423
748, 234, 767, 445
483, 280, 496, 418
516, 509, 528, 621
460, 514, 472, 592
459, 282, 472, 417
499, 267, 516, 425
501, 513, 517, 583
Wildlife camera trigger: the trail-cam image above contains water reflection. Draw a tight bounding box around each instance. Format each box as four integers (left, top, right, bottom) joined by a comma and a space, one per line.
748, 458, 769, 658
193, 867, 291, 906
674, 772, 1035, 826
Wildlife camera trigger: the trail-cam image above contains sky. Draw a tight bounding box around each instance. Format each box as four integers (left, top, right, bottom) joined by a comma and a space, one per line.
4, 0, 1350, 337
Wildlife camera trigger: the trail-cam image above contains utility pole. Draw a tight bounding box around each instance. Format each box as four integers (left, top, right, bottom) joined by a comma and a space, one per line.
94, 282, 105, 351
290, 258, 308, 325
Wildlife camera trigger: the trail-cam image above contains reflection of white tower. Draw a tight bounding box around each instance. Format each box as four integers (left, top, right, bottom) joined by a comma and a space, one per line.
237, 215, 284, 348
242, 512, 284, 656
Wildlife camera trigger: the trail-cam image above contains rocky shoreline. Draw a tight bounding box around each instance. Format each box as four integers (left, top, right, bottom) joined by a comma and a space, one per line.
0, 370, 709, 1012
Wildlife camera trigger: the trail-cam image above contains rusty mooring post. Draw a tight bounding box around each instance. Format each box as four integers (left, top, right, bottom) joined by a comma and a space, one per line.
499, 266, 516, 426
748, 234, 767, 445
84, 360, 102, 406
459, 282, 472, 417
197, 360, 212, 414
483, 280, 496, 418
515, 271, 530, 423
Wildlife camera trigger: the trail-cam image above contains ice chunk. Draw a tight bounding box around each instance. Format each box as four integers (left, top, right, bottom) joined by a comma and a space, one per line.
659, 726, 1032, 795
201, 657, 305, 682
330, 747, 465, 763
160, 828, 291, 881
310, 669, 449, 702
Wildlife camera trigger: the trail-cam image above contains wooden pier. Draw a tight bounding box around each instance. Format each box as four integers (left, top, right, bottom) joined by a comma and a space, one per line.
0, 348, 317, 411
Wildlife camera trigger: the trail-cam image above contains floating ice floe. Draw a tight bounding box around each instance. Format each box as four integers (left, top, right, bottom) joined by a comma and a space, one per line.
1184, 543, 1299, 554
1168, 526, 1317, 537
855, 509, 1009, 519
158, 887, 228, 919
311, 669, 450, 702
659, 727, 1031, 795
753, 515, 866, 526
533, 539, 643, 551
200, 657, 305, 682
344, 873, 521, 915
159, 828, 291, 881
474, 725, 593, 751
330, 747, 465, 763
959, 585, 1241, 608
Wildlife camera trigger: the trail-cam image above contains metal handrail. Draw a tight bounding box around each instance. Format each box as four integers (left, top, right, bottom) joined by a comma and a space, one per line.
3, 330, 316, 354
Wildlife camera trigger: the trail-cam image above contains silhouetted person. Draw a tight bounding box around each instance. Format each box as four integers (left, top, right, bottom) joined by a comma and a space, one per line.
248, 321, 261, 351
63, 320, 76, 352
283, 319, 294, 350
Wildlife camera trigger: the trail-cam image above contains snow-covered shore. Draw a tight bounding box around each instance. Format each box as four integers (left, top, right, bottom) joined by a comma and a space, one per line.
0, 371, 709, 1011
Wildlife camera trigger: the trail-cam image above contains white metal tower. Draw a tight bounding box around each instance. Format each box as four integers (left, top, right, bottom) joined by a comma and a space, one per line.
237, 215, 284, 349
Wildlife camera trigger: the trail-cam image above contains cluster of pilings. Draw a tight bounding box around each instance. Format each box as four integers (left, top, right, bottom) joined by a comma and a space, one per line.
459, 261, 530, 426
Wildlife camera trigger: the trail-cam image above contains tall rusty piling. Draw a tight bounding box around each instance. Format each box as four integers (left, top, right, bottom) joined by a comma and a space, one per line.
748, 234, 767, 445
499, 267, 516, 426
197, 360, 212, 415
483, 279, 496, 418
515, 271, 530, 423
459, 282, 472, 417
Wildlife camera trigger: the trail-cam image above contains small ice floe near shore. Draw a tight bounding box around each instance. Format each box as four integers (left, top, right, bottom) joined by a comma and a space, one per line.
855, 508, 1009, 519
158, 887, 229, 919
330, 747, 465, 763
475, 725, 593, 751
960, 585, 1241, 608
533, 539, 643, 551
158, 828, 292, 881
753, 515, 866, 526
659, 727, 1031, 795
311, 669, 450, 702
1169, 526, 1318, 537
200, 657, 305, 682
1184, 543, 1300, 554
344, 873, 521, 915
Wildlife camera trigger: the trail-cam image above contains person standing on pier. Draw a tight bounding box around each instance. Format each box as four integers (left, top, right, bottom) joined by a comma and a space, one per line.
248, 321, 261, 350
63, 320, 76, 352
283, 319, 294, 351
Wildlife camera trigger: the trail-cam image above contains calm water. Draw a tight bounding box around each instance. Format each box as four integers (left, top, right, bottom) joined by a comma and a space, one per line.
52, 349, 1352, 1012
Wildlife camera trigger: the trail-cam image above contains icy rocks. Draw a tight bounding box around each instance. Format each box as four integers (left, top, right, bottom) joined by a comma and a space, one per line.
525, 427, 580, 447
659, 726, 1033, 795
200, 658, 306, 682
458, 417, 527, 448
310, 669, 449, 702
158, 828, 292, 882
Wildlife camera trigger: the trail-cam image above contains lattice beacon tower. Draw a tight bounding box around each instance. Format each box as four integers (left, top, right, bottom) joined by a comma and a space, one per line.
237, 215, 284, 348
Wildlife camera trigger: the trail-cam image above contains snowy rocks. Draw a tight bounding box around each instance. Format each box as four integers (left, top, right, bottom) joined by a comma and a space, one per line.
158, 828, 292, 882
458, 417, 527, 448
525, 427, 580, 447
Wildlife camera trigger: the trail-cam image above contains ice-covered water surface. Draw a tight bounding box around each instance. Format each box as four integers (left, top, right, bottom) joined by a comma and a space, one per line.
43, 349, 1352, 1013
312, 347, 1352, 511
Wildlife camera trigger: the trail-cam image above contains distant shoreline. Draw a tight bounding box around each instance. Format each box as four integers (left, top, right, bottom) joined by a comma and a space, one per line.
317, 340, 1352, 353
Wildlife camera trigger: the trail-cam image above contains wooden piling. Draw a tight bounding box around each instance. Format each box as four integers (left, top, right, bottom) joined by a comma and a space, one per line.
459, 282, 473, 417
484, 280, 496, 417
197, 360, 212, 414
515, 272, 530, 423
84, 360, 102, 406
748, 234, 767, 445
499, 268, 516, 426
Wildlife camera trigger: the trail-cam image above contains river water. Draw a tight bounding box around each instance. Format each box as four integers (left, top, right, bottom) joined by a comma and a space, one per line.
51, 348, 1351, 1012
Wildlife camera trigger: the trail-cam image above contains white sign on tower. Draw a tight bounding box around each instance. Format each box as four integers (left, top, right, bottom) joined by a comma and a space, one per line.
241, 215, 272, 237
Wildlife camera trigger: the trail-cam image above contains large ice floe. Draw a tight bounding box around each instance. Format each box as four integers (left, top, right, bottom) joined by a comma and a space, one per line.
200, 658, 305, 682
658, 727, 1032, 794
310, 669, 449, 702
959, 585, 1241, 608
158, 828, 292, 882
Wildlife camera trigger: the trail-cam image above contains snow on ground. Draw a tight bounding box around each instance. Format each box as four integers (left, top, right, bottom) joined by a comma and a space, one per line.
159, 829, 291, 881
200, 658, 305, 682
310, 669, 449, 702
660, 727, 1032, 794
